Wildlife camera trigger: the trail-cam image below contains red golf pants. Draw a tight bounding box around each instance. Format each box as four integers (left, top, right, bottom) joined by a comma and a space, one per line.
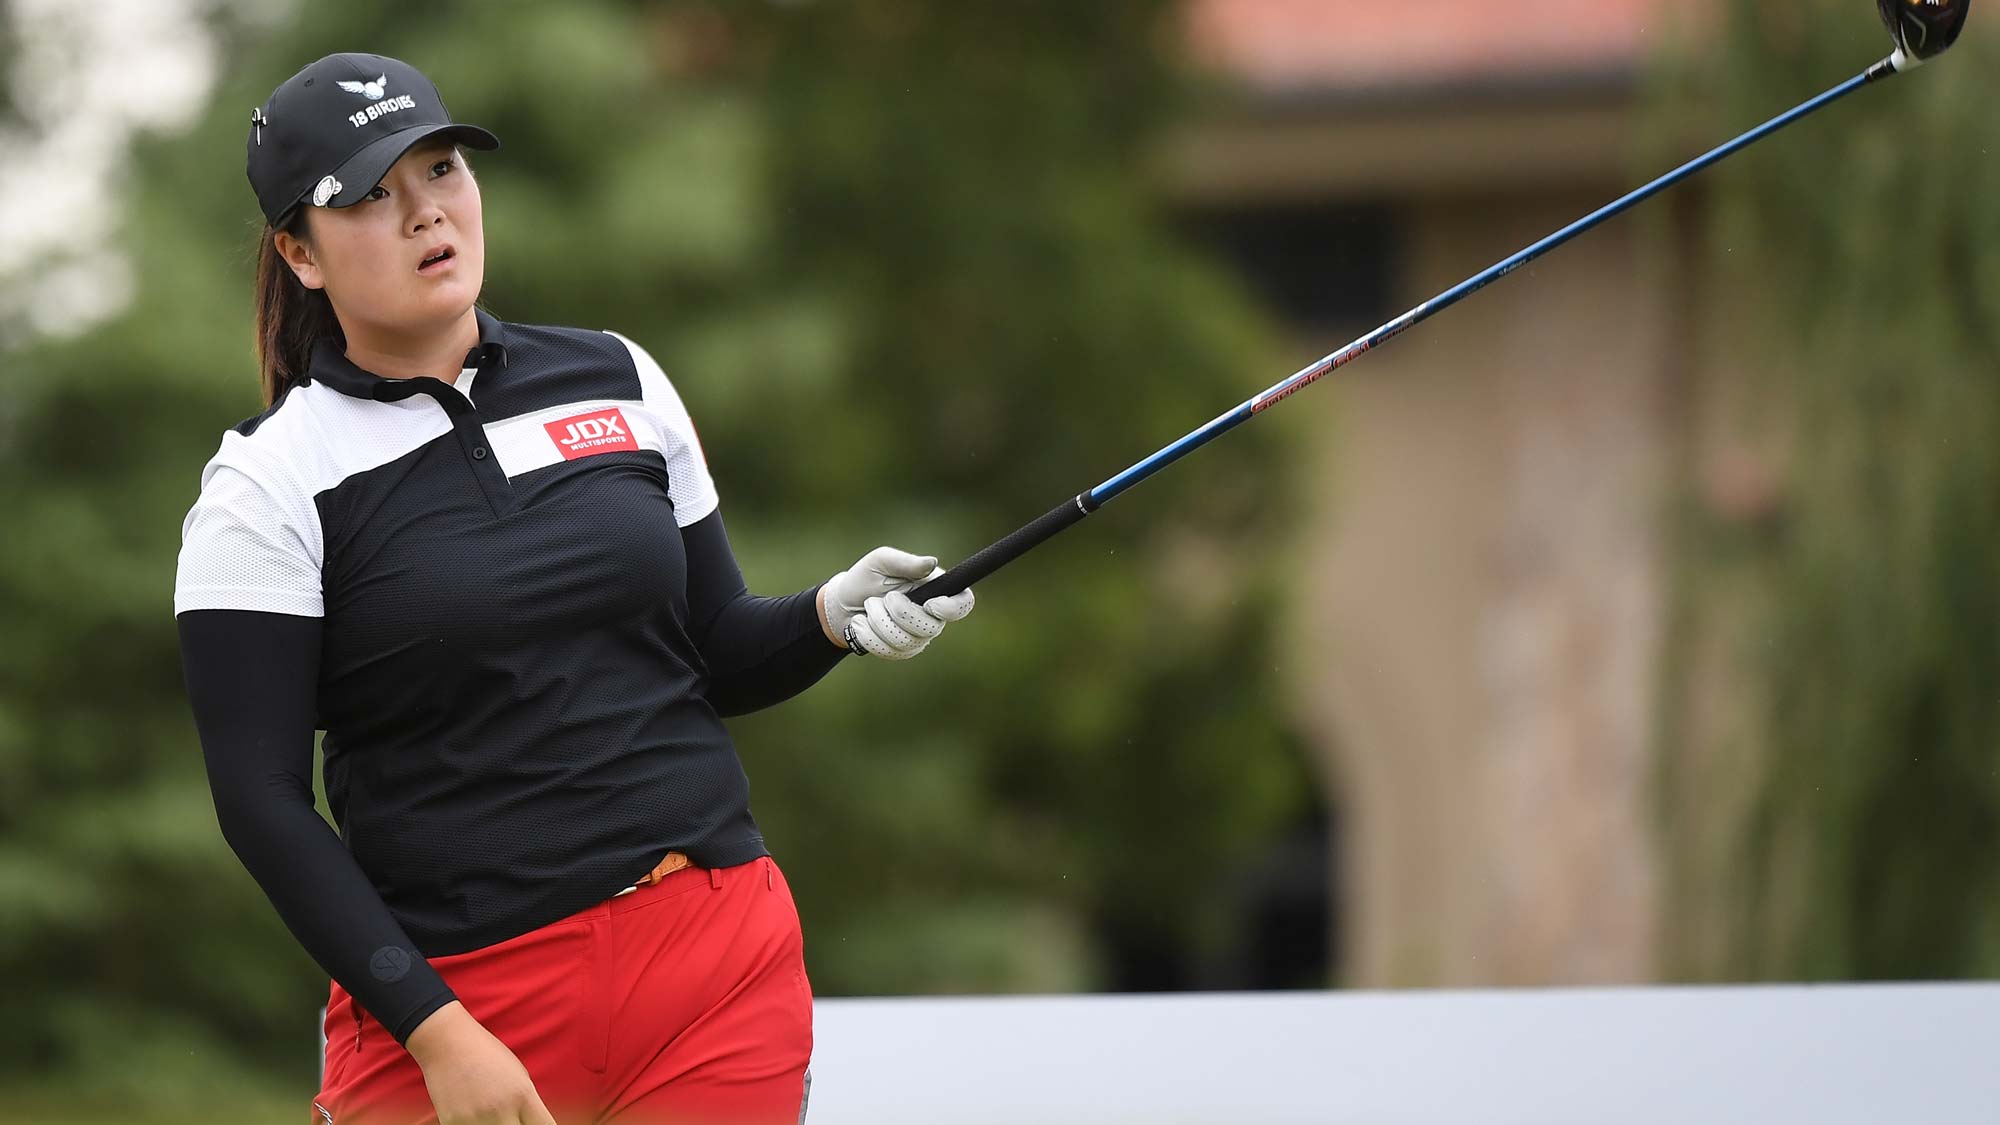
314, 856, 812, 1124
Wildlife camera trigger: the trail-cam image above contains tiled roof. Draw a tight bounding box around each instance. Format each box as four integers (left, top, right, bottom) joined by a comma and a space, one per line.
1187, 0, 1701, 90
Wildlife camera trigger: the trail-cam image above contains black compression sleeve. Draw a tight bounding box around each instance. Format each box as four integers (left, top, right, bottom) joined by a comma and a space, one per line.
177, 610, 456, 1044
681, 511, 846, 716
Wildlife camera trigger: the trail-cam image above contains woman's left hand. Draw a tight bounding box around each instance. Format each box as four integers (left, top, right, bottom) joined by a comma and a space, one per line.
819, 547, 975, 660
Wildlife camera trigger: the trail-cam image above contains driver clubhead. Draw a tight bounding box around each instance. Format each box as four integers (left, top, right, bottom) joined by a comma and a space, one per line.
1879, 0, 1972, 67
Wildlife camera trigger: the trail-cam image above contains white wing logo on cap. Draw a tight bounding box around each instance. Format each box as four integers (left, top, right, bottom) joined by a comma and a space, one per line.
337, 75, 389, 101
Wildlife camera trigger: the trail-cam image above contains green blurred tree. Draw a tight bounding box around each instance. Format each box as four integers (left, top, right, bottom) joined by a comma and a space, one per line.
1658, 0, 2000, 981
0, 0, 1312, 1104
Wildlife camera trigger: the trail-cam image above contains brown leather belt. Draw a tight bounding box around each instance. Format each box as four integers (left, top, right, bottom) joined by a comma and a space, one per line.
611, 851, 692, 898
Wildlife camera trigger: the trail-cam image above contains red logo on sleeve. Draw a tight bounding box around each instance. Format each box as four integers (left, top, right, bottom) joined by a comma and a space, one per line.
545, 408, 637, 460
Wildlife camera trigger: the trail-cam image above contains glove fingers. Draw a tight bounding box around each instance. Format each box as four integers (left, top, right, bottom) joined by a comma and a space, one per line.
863, 546, 941, 582
922, 587, 975, 622
884, 591, 946, 640
845, 617, 880, 657
912, 565, 974, 623
846, 616, 903, 660
864, 595, 924, 654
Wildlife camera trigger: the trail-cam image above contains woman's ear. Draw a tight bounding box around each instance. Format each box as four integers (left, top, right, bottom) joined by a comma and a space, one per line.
273, 227, 323, 291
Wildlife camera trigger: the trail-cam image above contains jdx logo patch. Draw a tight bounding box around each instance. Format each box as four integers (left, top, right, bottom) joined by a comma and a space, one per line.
546, 408, 636, 460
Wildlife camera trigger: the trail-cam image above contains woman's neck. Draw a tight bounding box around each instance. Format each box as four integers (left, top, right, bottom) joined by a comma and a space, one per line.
342, 309, 482, 383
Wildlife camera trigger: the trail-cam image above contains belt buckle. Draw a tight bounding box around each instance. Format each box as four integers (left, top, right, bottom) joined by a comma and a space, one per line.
612, 851, 691, 898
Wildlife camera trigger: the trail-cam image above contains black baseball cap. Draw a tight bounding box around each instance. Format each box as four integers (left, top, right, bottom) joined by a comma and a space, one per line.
246, 53, 499, 226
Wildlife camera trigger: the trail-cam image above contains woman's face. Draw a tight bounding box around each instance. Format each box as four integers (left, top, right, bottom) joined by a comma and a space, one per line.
278, 139, 485, 343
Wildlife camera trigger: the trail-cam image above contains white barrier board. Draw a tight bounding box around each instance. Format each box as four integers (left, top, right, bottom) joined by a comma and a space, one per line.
807, 984, 2000, 1125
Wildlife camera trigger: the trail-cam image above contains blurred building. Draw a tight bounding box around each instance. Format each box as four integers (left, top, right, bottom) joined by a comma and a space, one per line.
1177, 0, 1719, 988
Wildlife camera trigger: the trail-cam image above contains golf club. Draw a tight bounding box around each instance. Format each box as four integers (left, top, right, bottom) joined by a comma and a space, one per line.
881, 0, 1971, 623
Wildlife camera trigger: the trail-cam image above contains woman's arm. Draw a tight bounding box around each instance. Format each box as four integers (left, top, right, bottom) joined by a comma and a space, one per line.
177, 609, 457, 1043
680, 512, 847, 716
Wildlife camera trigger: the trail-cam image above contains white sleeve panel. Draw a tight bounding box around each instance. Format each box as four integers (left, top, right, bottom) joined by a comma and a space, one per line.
607, 330, 720, 527
174, 445, 325, 618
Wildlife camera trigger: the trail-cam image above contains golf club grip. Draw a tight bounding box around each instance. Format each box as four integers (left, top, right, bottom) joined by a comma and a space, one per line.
906, 493, 1094, 603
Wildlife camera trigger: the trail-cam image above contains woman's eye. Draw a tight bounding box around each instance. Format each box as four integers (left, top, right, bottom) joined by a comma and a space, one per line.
431, 160, 453, 177
365, 185, 388, 202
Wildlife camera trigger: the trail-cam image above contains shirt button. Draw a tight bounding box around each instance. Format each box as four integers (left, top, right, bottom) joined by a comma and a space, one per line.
471, 446, 489, 460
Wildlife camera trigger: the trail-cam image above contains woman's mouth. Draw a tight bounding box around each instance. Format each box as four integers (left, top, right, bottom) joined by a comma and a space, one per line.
417, 245, 457, 275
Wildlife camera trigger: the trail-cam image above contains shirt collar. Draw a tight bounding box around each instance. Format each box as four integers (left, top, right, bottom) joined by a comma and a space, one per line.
307, 308, 510, 401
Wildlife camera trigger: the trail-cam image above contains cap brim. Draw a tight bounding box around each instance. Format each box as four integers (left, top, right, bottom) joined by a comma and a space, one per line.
321, 122, 501, 210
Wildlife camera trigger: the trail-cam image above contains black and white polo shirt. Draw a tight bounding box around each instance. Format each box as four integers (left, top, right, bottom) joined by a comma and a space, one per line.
176, 310, 784, 958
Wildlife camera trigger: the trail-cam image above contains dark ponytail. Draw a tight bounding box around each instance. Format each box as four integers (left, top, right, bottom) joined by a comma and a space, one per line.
253, 212, 343, 406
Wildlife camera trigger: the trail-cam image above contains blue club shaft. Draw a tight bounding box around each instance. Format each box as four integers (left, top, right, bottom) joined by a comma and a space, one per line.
1093, 60, 1893, 506
899, 57, 1899, 610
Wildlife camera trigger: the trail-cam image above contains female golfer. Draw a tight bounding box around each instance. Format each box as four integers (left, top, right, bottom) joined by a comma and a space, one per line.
175, 52, 973, 1124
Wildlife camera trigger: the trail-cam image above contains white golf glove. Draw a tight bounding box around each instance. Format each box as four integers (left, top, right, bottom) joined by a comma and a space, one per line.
820, 547, 976, 660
